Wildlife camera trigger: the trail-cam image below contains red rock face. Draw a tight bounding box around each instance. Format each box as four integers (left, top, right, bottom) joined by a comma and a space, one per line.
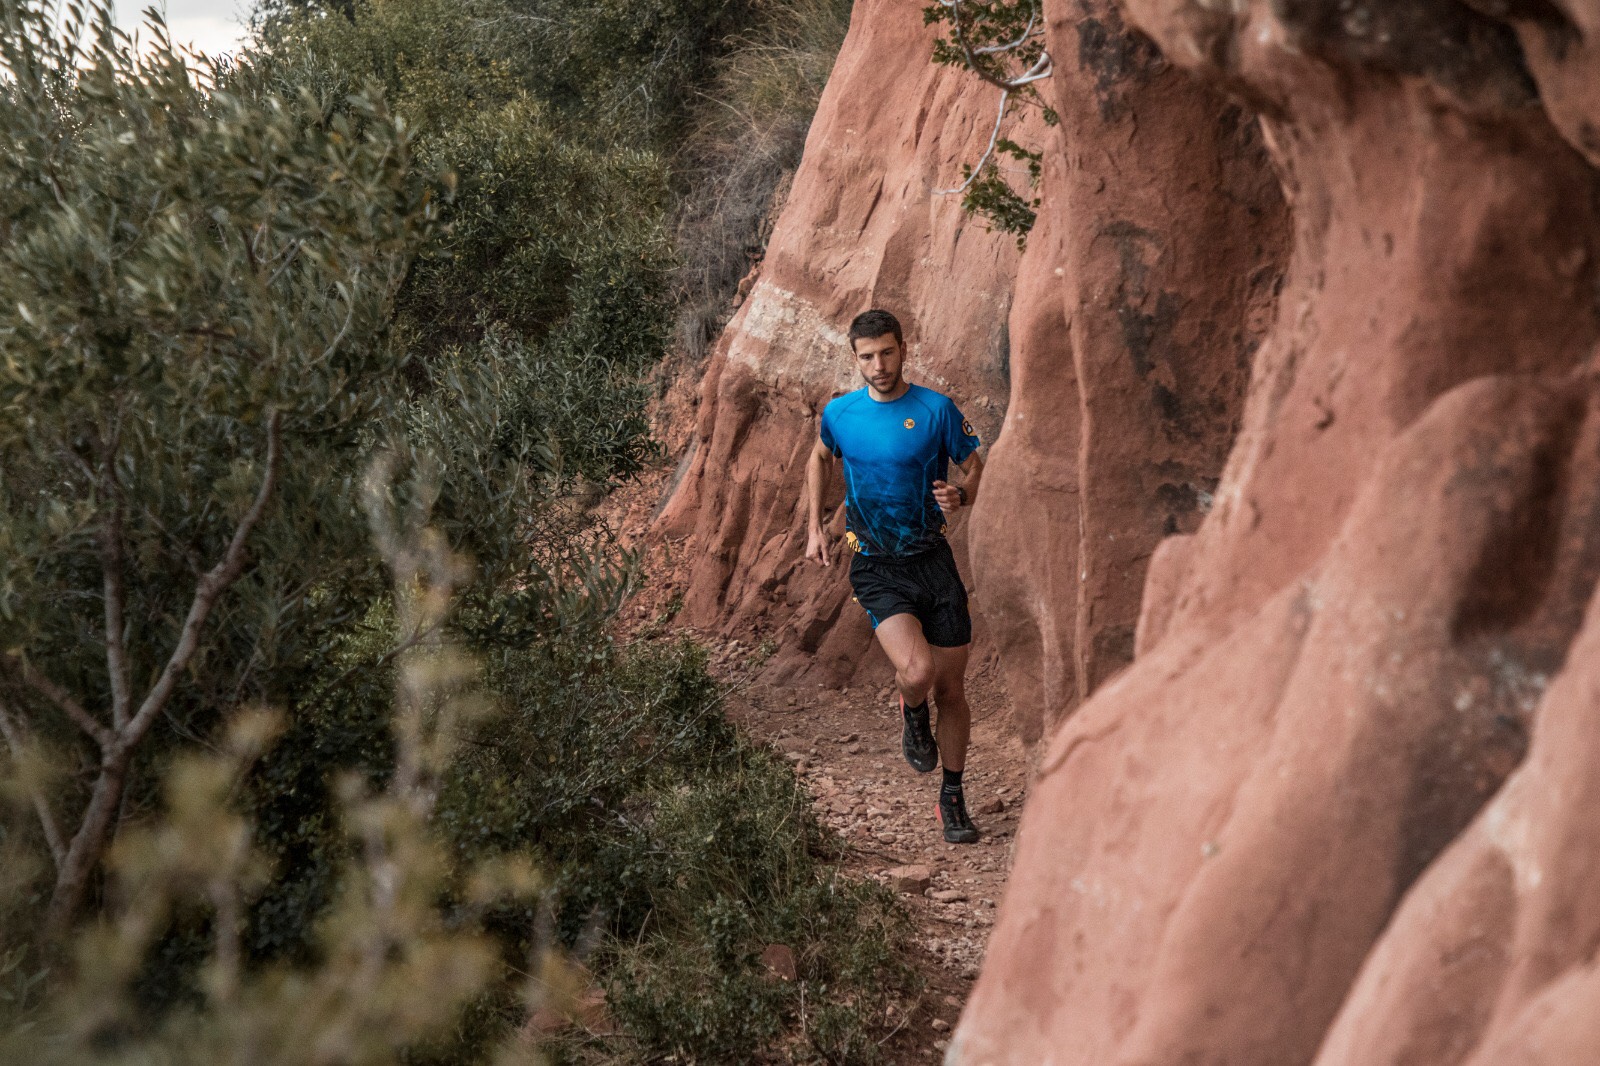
967, 0, 1284, 740
957, 1, 1600, 1062
653, 0, 1028, 685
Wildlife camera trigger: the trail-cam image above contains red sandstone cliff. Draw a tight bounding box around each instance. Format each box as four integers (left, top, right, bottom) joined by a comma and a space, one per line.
966, 2, 1283, 740
956, 0, 1600, 1062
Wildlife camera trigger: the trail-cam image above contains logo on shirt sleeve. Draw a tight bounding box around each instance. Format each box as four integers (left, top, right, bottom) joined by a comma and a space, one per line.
962, 419, 975, 437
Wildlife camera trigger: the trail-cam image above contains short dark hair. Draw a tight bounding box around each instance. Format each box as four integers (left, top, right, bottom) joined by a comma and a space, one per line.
848, 309, 903, 351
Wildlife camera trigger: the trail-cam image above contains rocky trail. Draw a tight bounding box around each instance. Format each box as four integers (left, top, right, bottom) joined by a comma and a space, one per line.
703, 637, 1030, 1062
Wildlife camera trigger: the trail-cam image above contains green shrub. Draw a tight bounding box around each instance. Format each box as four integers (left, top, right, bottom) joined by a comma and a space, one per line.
410, 101, 673, 355
510, 0, 753, 146
260, 0, 679, 482
441, 638, 919, 1064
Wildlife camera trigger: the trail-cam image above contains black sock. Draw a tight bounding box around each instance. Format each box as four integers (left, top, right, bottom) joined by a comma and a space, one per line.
941, 768, 964, 796
903, 696, 928, 716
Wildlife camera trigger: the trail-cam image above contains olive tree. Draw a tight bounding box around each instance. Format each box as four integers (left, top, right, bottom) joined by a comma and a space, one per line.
0, 1, 439, 932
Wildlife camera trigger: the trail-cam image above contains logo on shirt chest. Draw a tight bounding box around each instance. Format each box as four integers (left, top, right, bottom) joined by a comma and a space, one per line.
903, 418, 915, 429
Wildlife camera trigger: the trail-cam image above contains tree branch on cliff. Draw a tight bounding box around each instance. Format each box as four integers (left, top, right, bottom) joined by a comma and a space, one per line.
938, 87, 1010, 196
939, 0, 1052, 91
972, 10, 1041, 56
927, 0, 1050, 243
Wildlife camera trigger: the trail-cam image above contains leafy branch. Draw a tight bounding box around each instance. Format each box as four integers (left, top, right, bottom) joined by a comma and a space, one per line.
924, 0, 1053, 243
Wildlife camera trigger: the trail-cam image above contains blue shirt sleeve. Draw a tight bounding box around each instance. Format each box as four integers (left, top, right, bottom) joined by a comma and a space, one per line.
943, 398, 981, 464
819, 405, 841, 456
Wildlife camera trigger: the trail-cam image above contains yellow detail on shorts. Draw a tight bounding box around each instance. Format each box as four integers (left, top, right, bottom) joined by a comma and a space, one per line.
845, 530, 862, 553
903, 418, 916, 429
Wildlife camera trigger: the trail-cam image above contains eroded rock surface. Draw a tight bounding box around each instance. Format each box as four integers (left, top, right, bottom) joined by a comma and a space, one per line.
957, 0, 1600, 1062
967, 0, 1284, 740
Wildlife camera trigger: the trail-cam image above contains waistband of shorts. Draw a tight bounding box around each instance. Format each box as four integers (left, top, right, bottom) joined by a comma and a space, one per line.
853, 538, 950, 565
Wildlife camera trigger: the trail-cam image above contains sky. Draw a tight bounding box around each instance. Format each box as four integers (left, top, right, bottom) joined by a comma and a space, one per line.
112, 1, 253, 58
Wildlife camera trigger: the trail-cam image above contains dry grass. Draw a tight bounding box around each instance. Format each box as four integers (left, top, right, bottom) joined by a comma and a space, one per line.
672, 0, 854, 359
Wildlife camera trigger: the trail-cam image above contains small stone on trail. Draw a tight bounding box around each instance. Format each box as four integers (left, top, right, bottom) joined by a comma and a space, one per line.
887, 864, 933, 893
525, 987, 611, 1037
929, 889, 967, 903
760, 944, 797, 982
977, 797, 1006, 815
932, 1018, 952, 1032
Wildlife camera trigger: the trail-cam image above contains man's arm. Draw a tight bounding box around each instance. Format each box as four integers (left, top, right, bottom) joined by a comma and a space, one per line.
933, 451, 984, 515
805, 437, 836, 566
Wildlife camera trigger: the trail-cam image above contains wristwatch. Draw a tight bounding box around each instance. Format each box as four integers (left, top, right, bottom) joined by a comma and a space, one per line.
956, 485, 968, 507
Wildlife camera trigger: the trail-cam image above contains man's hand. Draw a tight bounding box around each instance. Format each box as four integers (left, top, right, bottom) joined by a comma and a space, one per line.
805, 526, 833, 567
932, 479, 964, 515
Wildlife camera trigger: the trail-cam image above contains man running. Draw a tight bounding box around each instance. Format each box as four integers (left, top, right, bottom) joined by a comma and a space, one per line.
804, 309, 985, 844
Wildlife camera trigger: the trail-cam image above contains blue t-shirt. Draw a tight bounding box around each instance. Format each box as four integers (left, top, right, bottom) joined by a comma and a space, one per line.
819, 383, 982, 558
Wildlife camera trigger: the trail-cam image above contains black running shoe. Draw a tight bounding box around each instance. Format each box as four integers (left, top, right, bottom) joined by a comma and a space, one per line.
937, 788, 980, 844
900, 694, 938, 773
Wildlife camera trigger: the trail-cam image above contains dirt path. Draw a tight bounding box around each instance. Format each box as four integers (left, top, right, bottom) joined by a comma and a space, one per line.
702, 637, 1030, 1062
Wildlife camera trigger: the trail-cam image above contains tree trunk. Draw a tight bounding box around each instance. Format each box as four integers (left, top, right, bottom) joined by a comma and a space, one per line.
45, 748, 129, 936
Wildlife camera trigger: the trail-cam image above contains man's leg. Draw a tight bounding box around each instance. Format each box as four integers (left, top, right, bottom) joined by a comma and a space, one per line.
872, 613, 941, 772
930, 643, 972, 770
930, 641, 979, 842
873, 613, 936, 708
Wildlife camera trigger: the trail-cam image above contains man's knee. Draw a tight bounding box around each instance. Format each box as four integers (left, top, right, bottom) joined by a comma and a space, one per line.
931, 675, 967, 709
899, 654, 935, 694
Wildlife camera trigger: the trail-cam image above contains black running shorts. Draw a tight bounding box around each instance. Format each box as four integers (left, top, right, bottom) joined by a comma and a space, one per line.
848, 539, 972, 648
